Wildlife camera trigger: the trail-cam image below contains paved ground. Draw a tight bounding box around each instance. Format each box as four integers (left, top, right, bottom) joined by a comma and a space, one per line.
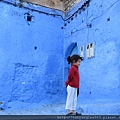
0, 102, 66, 115
0, 101, 120, 115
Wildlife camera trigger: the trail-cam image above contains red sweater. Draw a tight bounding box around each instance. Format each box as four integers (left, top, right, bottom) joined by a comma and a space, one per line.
65, 65, 80, 88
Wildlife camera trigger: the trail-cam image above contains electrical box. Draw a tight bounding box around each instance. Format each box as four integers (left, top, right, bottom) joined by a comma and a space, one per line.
86, 43, 94, 58
80, 46, 84, 58
90, 43, 94, 57
86, 44, 90, 58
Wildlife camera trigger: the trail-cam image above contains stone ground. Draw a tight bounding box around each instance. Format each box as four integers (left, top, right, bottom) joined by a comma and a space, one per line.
0, 100, 120, 115
0, 101, 67, 115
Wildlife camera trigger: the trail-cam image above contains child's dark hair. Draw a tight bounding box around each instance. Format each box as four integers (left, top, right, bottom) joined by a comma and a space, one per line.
67, 54, 83, 64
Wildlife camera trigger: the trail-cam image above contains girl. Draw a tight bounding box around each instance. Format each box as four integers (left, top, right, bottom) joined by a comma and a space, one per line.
65, 54, 83, 115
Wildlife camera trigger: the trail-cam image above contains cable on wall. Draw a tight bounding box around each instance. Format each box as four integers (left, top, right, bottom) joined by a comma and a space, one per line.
0, 0, 91, 21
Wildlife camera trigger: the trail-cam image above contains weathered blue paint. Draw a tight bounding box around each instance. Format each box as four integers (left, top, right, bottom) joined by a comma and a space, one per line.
0, 1, 64, 105
64, 0, 120, 114
0, 0, 120, 115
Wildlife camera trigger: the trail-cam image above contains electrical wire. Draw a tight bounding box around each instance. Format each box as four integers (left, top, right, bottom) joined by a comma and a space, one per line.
0, 0, 65, 21
0, 0, 91, 21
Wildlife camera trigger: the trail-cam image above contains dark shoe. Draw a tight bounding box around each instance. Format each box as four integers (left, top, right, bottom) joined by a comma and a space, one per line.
76, 112, 82, 116
66, 112, 73, 116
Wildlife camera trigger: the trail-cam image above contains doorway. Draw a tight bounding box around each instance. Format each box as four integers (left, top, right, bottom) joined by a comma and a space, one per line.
64, 42, 78, 80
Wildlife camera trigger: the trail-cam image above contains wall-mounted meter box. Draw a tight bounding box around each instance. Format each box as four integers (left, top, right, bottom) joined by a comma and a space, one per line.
90, 43, 94, 57
86, 44, 90, 58
80, 46, 84, 58
86, 43, 94, 58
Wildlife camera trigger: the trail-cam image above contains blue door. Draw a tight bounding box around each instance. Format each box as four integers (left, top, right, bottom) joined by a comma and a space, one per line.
70, 45, 78, 56
68, 45, 78, 69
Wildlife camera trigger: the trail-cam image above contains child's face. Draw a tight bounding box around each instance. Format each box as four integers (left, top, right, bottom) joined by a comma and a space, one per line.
73, 59, 81, 67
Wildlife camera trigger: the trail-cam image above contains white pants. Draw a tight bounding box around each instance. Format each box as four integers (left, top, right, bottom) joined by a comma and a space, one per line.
65, 85, 77, 111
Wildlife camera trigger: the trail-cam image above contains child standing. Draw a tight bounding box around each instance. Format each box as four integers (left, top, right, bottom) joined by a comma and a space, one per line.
65, 54, 83, 115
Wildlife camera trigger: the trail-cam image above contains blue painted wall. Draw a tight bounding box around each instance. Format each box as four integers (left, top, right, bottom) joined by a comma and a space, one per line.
64, 0, 120, 114
0, 1, 64, 103
0, 0, 120, 114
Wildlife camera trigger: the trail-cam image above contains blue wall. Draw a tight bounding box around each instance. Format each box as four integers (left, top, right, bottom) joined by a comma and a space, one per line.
0, 1, 64, 103
0, 0, 120, 114
64, 0, 120, 114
